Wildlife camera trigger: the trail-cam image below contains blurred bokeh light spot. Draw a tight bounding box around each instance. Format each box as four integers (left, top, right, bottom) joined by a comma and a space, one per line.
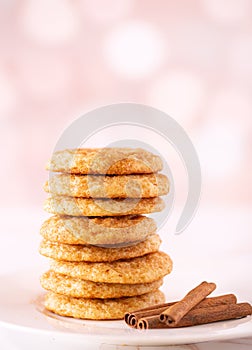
21, 0, 79, 44
103, 21, 165, 79
149, 72, 205, 123
202, 0, 251, 23
83, 0, 133, 22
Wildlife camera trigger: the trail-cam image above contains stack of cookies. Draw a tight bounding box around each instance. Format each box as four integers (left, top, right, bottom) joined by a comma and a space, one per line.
39, 148, 173, 320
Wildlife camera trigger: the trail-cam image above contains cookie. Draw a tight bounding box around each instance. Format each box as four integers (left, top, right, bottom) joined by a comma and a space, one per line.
46, 148, 163, 175
41, 270, 163, 298
44, 196, 165, 216
44, 173, 169, 198
39, 234, 161, 262
44, 290, 165, 320
40, 215, 156, 246
50, 251, 173, 284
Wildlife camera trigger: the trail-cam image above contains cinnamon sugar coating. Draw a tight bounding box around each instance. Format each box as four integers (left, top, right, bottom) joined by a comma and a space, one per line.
39, 234, 161, 262
41, 270, 163, 298
40, 215, 156, 246
44, 196, 165, 216
45, 290, 165, 320
46, 148, 163, 175
44, 173, 169, 198
50, 251, 173, 284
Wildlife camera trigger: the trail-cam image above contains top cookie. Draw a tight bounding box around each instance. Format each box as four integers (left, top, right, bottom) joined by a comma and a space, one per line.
46, 148, 163, 175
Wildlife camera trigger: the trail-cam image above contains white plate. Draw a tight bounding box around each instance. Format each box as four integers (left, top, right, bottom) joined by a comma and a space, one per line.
0, 269, 252, 350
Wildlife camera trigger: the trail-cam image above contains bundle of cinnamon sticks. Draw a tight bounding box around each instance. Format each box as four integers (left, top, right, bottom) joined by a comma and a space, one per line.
124, 281, 252, 329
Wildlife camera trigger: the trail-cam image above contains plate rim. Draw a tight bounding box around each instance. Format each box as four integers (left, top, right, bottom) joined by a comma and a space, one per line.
1, 316, 252, 346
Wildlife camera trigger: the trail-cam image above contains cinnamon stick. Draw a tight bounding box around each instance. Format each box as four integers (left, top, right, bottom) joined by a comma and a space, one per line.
137, 303, 252, 329
160, 281, 216, 325
138, 315, 170, 329
124, 302, 175, 327
124, 294, 236, 327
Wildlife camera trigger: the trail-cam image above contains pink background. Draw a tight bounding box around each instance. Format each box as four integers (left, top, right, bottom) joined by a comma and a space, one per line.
0, 0, 251, 210
0, 3, 252, 341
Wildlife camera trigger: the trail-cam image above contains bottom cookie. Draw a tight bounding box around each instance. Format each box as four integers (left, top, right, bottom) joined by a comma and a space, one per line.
45, 290, 165, 320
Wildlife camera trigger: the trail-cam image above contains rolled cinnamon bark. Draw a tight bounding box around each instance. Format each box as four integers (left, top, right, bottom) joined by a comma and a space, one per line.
138, 315, 168, 329
125, 302, 175, 327
137, 302, 252, 329
171, 302, 252, 328
125, 294, 236, 327
160, 281, 216, 325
